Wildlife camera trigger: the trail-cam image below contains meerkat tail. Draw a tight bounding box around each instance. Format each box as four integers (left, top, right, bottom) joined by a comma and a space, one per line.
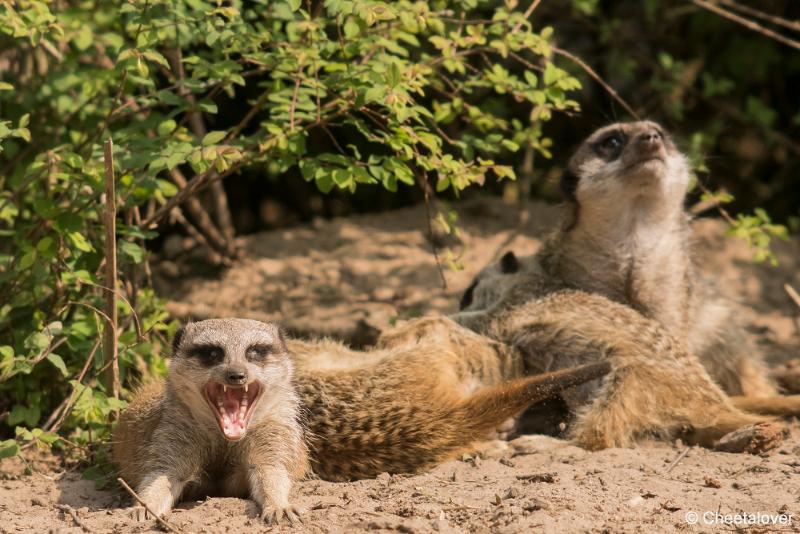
730, 394, 800, 417
458, 361, 611, 436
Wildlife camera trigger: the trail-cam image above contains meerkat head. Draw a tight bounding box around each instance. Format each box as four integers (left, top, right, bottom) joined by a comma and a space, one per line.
459, 251, 521, 312
560, 121, 690, 217
168, 318, 291, 441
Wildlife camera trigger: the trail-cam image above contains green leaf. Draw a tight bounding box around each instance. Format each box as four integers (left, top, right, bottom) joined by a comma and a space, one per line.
0, 440, 20, 459
119, 241, 144, 263
344, 17, 360, 38
202, 131, 227, 146
157, 119, 177, 136
0, 82, 14, 91
68, 232, 94, 252
287, 0, 302, 11
46, 354, 69, 377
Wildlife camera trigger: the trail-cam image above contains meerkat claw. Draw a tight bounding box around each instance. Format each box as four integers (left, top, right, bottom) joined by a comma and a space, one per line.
261, 505, 304, 525
127, 505, 149, 522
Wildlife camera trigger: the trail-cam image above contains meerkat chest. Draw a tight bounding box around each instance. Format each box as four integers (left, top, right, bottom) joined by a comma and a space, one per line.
621, 232, 690, 336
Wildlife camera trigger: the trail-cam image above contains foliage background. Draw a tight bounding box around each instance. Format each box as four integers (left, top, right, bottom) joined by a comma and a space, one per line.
0, 0, 797, 465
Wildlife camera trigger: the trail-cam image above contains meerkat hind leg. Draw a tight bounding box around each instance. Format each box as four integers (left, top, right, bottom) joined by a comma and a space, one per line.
571, 360, 776, 453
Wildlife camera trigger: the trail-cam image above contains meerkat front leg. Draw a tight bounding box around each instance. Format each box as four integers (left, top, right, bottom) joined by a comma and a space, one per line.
125, 418, 204, 521
130, 471, 190, 521
248, 464, 303, 524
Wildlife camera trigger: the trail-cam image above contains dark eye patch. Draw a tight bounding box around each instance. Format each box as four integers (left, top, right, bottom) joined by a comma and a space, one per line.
189, 344, 224, 366
593, 131, 626, 160
246, 343, 277, 361
459, 281, 477, 310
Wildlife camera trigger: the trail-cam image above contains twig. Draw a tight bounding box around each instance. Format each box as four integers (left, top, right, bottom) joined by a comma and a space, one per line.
718, 0, 800, 33
511, 0, 544, 34
169, 168, 237, 259
784, 284, 800, 311
664, 446, 691, 474
289, 77, 301, 131
688, 0, 800, 52
43, 338, 102, 434
415, 170, 447, 289
166, 47, 236, 243
56, 504, 95, 533
102, 139, 120, 409
117, 478, 186, 534
553, 47, 640, 119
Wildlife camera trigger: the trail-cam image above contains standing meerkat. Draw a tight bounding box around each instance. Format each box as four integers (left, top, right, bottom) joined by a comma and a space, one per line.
114, 316, 610, 519
460, 120, 782, 398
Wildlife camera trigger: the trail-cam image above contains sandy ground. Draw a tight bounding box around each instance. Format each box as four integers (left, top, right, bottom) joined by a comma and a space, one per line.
2, 197, 799, 533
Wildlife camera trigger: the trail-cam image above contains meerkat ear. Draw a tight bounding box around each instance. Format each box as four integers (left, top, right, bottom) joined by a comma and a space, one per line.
277, 325, 288, 346
559, 169, 579, 202
499, 251, 519, 274
172, 325, 186, 355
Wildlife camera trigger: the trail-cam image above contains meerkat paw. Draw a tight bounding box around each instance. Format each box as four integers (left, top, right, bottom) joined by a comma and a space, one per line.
126, 505, 149, 522
486, 417, 517, 440
714, 422, 786, 454
260, 504, 304, 525
126, 505, 169, 522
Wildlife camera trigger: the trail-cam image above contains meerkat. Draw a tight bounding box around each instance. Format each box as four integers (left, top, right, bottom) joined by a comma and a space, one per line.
452, 121, 800, 448
460, 121, 793, 398
113, 319, 308, 525
114, 316, 610, 519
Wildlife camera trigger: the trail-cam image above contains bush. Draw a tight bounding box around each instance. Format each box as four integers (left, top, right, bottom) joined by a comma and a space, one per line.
0, 0, 582, 456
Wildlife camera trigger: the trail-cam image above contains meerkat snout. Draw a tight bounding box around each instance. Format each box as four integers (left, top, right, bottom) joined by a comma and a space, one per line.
170, 318, 291, 441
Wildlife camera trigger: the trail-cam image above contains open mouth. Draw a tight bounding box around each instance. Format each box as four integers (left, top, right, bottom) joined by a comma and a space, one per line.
203, 381, 262, 441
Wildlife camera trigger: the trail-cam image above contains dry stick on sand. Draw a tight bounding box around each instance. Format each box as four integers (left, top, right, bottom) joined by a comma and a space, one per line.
55, 504, 95, 533
117, 478, 187, 534
664, 446, 691, 474
102, 139, 120, 411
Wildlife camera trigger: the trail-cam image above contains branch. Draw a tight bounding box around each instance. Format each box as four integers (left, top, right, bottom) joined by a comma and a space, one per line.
718, 0, 800, 33
688, 0, 800, 51
102, 139, 120, 408
552, 47, 640, 119
511, 0, 544, 34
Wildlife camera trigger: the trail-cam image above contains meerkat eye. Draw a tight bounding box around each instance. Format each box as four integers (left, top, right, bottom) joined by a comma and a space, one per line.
593, 131, 626, 160
190, 345, 224, 366
246, 344, 275, 361
601, 133, 623, 150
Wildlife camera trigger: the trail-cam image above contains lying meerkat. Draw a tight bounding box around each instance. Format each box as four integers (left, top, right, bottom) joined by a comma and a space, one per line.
477, 289, 785, 451
113, 317, 609, 521
113, 319, 308, 525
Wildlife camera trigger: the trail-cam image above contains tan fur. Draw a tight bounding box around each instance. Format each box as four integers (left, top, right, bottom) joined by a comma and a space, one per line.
113, 316, 610, 513
289, 316, 609, 480
545, 121, 779, 397
454, 121, 797, 451
113, 319, 308, 524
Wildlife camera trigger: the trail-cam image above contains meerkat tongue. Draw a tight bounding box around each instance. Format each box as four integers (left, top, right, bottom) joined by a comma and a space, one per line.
206, 382, 260, 441
220, 387, 246, 440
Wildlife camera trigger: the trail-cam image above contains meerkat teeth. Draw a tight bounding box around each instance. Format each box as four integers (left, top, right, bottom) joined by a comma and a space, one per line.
223, 384, 227, 393
245, 383, 249, 393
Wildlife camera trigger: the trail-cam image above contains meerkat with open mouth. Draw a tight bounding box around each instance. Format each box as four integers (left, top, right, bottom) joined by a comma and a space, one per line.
113, 319, 308, 525
113, 317, 610, 522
